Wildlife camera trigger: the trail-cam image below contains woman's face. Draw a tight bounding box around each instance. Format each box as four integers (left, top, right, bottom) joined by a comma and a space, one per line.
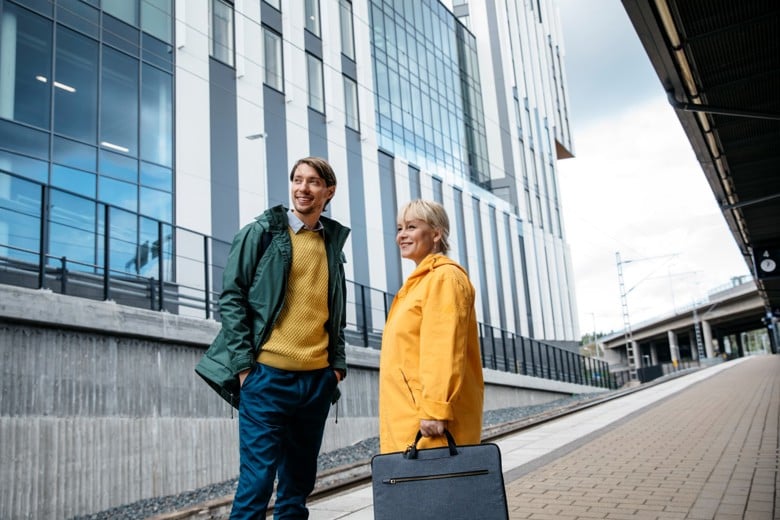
396, 216, 441, 265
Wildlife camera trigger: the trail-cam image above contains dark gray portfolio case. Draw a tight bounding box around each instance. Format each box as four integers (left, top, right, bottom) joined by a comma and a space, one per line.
371, 431, 509, 520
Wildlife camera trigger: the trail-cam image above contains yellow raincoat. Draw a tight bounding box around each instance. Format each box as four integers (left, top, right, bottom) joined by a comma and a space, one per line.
379, 253, 484, 453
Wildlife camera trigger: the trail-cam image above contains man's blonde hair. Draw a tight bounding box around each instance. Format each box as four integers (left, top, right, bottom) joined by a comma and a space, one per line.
397, 199, 450, 255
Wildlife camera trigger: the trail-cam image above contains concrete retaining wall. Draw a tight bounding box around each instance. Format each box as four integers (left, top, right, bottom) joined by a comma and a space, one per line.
0, 285, 603, 519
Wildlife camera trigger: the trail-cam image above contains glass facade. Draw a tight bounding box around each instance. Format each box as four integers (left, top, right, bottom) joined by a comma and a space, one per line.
369, 0, 489, 185
0, 0, 174, 278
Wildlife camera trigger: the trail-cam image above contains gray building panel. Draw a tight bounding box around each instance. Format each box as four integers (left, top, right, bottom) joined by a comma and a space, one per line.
208, 59, 239, 243
378, 150, 401, 292
264, 86, 288, 208
345, 128, 369, 286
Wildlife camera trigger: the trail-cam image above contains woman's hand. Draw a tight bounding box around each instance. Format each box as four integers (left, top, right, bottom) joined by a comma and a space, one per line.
419, 419, 447, 437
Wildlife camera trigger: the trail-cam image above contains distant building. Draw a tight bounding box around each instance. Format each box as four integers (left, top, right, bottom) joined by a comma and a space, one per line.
0, 0, 579, 345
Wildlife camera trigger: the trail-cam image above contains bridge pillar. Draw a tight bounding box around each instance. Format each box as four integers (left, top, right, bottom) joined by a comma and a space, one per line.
701, 320, 715, 358
650, 342, 659, 365
667, 330, 680, 366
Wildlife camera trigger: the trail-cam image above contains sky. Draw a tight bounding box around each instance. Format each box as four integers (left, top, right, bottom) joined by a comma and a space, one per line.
555, 0, 750, 336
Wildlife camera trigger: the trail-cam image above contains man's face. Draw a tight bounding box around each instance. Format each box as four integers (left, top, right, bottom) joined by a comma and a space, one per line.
290, 163, 335, 217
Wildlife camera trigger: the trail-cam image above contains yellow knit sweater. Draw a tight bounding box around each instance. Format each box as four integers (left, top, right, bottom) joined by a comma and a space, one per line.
258, 227, 330, 371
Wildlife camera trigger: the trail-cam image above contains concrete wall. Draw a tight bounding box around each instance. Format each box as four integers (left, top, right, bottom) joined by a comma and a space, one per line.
0, 285, 602, 519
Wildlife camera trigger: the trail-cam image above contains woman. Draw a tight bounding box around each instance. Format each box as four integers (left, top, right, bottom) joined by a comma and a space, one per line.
379, 199, 484, 453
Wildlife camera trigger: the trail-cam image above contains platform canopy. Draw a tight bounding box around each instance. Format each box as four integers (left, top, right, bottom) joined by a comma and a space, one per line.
621, 0, 780, 319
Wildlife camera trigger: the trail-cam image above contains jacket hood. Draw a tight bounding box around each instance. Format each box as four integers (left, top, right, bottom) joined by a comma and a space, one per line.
406, 253, 466, 282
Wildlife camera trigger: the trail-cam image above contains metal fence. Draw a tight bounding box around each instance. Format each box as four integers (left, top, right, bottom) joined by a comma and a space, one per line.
0, 170, 615, 389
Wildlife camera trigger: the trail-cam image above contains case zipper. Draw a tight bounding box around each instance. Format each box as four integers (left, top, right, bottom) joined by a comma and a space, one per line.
383, 469, 489, 484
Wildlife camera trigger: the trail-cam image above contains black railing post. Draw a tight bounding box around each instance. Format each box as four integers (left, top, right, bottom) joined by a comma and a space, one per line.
149, 277, 156, 310
157, 221, 164, 311
545, 345, 552, 379
490, 327, 498, 370
510, 334, 518, 374
203, 236, 211, 319
501, 330, 509, 372
529, 340, 536, 377
520, 336, 527, 375
360, 284, 369, 348
103, 205, 111, 301
38, 184, 49, 289
60, 256, 67, 294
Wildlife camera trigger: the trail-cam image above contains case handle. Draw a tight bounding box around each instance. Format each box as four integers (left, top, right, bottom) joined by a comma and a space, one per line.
404, 429, 458, 459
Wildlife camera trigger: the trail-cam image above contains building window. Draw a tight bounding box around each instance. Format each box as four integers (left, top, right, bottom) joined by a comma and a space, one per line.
0, 3, 53, 129
305, 0, 320, 37
141, 0, 173, 43
263, 0, 281, 10
263, 27, 284, 92
343, 76, 359, 130
54, 26, 98, 144
100, 47, 139, 157
210, 0, 234, 66
339, 0, 355, 60
307, 53, 324, 113
141, 64, 173, 167
103, 0, 138, 26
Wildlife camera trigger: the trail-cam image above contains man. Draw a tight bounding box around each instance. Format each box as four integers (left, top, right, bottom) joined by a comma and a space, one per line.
195, 157, 350, 519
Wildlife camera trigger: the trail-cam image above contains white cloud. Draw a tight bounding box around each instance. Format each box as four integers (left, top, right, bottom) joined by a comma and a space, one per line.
559, 97, 750, 334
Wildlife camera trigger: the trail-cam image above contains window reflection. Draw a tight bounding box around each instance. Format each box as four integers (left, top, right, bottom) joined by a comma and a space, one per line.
100, 149, 138, 183
49, 190, 97, 271
0, 3, 52, 128
51, 165, 96, 198
53, 136, 97, 173
343, 76, 359, 130
339, 0, 355, 59
53, 26, 98, 142
141, 0, 173, 44
101, 47, 139, 157
140, 186, 172, 223
0, 119, 49, 160
140, 161, 171, 192
305, 0, 320, 37
263, 27, 283, 91
210, 0, 234, 66
141, 64, 172, 167
0, 150, 47, 184
0, 172, 41, 263
99, 176, 138, 213
107, 206, 138, 275
102, 0, 138, 26
307, 54, 324, 112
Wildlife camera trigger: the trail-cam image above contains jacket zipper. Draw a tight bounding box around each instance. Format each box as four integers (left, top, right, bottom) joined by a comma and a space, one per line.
383, 469, 489, 484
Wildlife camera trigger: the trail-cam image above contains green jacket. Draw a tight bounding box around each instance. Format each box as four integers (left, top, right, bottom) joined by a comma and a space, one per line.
195, 205, 351, 408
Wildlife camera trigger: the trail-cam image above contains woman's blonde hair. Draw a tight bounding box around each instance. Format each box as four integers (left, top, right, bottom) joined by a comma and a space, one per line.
397, 199, 450, 255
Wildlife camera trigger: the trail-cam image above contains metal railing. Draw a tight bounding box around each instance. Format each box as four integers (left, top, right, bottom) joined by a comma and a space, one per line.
0, 169, 615, 388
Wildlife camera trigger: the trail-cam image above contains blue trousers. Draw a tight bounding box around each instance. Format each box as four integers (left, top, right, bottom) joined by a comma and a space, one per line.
230, 364, 337, 520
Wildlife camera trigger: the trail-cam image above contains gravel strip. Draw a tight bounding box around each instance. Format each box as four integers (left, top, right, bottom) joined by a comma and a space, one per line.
70, 393, 602, 520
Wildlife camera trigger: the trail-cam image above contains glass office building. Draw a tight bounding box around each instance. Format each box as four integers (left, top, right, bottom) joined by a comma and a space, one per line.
1, 0, 174, 280
0, 0, 579, 343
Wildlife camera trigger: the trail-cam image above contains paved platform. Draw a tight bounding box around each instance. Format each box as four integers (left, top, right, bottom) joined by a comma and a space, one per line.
305, 355, 779, 519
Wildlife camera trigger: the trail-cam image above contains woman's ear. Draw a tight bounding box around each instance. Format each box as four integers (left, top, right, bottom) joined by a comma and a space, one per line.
432, 227, 443, 250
